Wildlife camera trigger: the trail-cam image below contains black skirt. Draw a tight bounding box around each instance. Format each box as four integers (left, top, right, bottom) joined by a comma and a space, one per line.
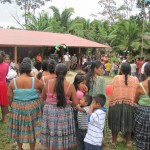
108, 103, 134, 133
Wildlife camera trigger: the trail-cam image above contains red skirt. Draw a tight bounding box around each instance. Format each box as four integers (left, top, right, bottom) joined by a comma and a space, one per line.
0, 82, 8, 106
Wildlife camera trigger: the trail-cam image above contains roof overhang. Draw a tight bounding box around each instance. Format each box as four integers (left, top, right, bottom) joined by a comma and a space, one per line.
0, 29, 111, 48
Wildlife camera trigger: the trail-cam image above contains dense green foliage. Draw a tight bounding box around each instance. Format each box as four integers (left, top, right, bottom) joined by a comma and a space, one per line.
24, 5, 150, 57
0, 0, 150, 56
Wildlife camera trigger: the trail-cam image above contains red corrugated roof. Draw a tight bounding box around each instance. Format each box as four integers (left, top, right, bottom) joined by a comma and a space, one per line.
0, 29, 110, 48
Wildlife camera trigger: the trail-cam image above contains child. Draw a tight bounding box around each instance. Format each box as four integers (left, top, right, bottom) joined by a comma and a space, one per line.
77, 94, 92, 150
73, 73, 88, 103
84, 94, 107, 150
73, 73, 88, 130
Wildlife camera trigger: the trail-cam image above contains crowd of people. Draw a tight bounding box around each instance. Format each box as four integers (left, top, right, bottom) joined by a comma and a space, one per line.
0, 50, 150, 150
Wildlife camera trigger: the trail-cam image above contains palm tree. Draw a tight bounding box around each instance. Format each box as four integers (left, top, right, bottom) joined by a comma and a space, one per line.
68, 17, 90, 37
108, 19, 149, 56
25, 11, 51, 31
49, 6, 74, 31
86, 20, 109, 43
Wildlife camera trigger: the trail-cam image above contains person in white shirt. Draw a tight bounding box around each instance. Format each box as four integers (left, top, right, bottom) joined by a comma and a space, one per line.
63, 52, 71, 71
10, 60, 15, 69
122, 58, 127, 63
84, 94, 107, 150
130, 60, 137, 77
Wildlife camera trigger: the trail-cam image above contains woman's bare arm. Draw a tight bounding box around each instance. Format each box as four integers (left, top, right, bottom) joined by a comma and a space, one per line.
7, 81, 14, 106
34, 77, 43, 92
70, 84, 78, 107
42, 85, 47, 101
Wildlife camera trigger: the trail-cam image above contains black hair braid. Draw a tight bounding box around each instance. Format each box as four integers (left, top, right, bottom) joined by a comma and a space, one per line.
86, 70, 94, 90
56, 73, 66, 107
125, 73, 128, 86
120, 62, 131, 86
55, 63, 67, 107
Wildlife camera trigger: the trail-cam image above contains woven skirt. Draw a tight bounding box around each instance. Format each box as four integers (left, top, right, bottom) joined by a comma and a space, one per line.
134, 105, 150, 150
40, 104, 76, 150
0, 82, 8, 106
7, 99, 42, 143
108, 103, 134, 133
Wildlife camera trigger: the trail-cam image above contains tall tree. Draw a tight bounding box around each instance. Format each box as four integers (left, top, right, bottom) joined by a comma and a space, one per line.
98, 0, 118, 23
117, 0, 136, 19
50, 6, 74, 31
25, 11, 51, 31
108, 19, 149, 55
137, 0, 150, 21
68, 17, 90, 37
25, 11, 66, 32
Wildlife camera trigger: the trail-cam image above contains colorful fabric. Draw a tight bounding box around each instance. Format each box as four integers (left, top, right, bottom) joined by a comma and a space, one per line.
40, 104, 76, 149
138, 83, 150, 106
108, 104, 134, 133
7, 77, 42, 143
134, 105, 150, 150
109, 75, 139, 106
7, 99, 42, 143
0, 62, 9, 82
88, 76, 106, 98
0, 82, 8, 106
105, 63, 111, 71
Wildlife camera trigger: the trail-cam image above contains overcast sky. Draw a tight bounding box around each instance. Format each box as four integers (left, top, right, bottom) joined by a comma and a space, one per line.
0, 0, 140, 28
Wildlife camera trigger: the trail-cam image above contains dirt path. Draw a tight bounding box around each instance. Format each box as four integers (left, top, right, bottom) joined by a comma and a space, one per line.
21, 71, 113, 150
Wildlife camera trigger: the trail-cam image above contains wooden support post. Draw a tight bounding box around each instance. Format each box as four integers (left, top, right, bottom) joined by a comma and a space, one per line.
78, 47, 81, 53
78, 48, 81, 68
14, 46, 17, 64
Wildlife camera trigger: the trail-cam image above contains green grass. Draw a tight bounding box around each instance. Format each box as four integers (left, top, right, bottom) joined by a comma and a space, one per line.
0, 111, 14, 150
103, 130, 136, 150
0, 102, 136, 150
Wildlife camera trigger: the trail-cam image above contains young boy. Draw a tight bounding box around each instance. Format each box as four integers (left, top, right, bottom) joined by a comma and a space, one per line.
84, 94, 107, 150
77, 94, 92, 150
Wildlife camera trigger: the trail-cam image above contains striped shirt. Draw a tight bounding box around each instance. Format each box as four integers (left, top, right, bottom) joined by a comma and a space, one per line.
84, 107, 107, 146
77, 106, 90, 130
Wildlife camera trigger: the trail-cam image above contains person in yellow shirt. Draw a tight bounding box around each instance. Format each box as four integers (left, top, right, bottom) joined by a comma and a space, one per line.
105, 61, 111, 76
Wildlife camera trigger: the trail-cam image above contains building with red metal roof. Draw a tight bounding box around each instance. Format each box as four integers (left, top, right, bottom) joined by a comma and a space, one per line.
0, 29, 110, 63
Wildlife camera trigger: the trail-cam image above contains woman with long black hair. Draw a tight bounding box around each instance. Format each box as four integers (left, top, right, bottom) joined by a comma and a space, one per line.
40, 63, 78, 150
108, 62, 139, 147
86, 61, 106, 97
134, 62, 150, 150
